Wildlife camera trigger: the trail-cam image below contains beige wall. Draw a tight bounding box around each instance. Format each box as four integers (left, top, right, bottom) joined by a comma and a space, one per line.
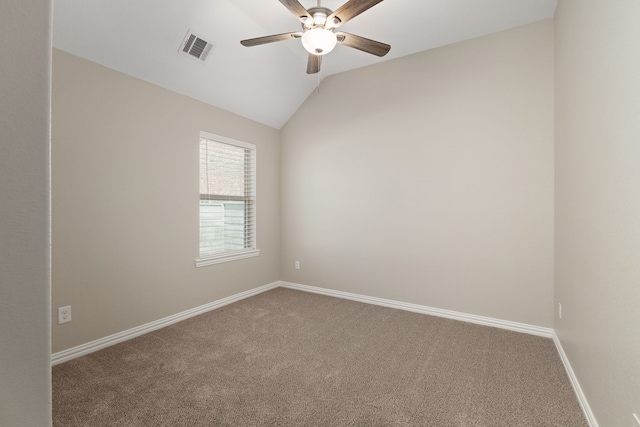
281, 20, 555, 327
555, 0, 640, 425
0, 0, 52, 425
51, 49, 280, 353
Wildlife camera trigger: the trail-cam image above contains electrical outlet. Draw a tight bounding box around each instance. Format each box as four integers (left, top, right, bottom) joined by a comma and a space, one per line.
558, 303, 562, 319
295, 260, 300, 270
58, 306, 72, 324
633, 413, 640, 427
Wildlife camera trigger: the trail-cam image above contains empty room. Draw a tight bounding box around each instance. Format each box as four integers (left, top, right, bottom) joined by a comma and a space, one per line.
1, 0, 639, 426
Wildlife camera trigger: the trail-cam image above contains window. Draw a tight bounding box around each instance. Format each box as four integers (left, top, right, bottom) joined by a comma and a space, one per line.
196, 132, 258, 267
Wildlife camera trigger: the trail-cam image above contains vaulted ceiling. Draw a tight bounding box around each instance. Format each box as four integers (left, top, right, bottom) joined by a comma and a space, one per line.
53, 0, 557, 129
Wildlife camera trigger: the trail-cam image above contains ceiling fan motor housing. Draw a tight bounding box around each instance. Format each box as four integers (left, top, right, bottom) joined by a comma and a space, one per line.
302, 7, 340, 29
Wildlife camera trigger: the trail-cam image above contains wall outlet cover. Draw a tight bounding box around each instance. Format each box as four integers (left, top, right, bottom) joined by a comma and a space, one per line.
558, 302, 562, 319
58, 306, 72, 324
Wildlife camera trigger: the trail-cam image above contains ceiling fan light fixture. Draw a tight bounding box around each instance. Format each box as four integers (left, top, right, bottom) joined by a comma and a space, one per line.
326, 17, 341, 29
301, 27, 337, 55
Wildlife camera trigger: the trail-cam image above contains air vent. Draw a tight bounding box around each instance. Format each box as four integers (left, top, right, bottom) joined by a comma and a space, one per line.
179, 30, 214, 62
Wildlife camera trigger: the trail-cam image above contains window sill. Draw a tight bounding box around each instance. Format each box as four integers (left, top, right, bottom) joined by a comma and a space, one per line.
195, 249, 260, 267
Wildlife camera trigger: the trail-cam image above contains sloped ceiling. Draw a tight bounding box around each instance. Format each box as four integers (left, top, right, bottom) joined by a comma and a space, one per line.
53, 0, 557, 129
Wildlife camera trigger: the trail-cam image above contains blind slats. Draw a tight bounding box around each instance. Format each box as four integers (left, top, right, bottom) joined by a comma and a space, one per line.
199, 135, 256, 258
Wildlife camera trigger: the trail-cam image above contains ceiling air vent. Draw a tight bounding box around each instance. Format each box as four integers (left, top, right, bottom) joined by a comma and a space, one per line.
179, 30, 214, 62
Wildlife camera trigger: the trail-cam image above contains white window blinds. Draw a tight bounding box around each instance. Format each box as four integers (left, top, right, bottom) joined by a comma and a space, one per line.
197, 132, 257, 266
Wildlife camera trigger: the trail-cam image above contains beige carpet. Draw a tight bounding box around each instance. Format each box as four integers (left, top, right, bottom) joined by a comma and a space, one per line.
53, 287, 587, 426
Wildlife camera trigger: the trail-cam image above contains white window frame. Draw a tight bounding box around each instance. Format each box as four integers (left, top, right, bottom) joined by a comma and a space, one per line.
195, 132, 259, 267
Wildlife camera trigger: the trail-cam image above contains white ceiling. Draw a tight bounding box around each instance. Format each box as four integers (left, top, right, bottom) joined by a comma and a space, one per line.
53, 0, 557, 129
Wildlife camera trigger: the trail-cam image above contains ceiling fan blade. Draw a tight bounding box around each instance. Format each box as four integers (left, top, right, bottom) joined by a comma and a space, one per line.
240, 32, 302, 47
327, 0, 384, 27
306, 54, 322, 74
335, 32, 390, 57
279, 0, 311, 21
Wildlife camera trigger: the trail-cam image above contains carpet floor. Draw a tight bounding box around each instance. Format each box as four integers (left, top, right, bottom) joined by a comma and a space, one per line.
53, 287, 587, 426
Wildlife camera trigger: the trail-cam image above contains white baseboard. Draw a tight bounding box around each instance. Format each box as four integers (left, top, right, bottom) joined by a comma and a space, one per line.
50, 279, 597, 427
552, 332, 599, 427
51, 281, 280, 365
278, 281, 554, 338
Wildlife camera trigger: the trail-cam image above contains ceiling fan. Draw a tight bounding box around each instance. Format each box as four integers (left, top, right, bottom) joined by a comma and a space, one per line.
240, 0, 390, 74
